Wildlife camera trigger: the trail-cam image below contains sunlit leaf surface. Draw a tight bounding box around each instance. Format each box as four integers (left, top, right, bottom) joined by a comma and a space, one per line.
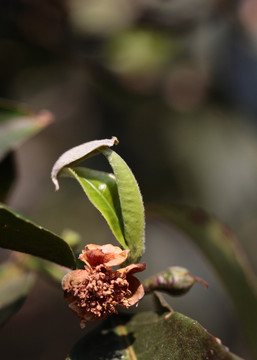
62, 167, 127, 249
52, 139, 145, 264
0, 204, 76, 269
102, 149, 145, 263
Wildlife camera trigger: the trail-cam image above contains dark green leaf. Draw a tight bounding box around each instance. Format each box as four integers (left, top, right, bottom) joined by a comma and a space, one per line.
102, 149, 145, 263
143, 266, 207, 296
68, 310, 242, 360
0, 262, 36, 327
61, 167, 127, 249
0, 99, 53, 161
0, 204, 76, 269
153, 205, 257, 358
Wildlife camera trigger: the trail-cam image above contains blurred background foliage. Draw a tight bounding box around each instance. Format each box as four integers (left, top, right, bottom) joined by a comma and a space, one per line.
1, 0, 257, 359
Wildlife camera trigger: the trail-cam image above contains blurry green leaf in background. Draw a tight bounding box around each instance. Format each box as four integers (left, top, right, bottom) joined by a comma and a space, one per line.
152, 205, 257, 358
0, 262, 36, 327
0, 99, 53, 162
0, 98, 53, 202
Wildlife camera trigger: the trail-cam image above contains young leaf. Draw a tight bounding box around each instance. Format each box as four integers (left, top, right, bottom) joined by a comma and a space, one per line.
51, 139, 145, 263
68, 311, 243, 360
143, 266, 207, 296
152, 205, 257, 358
102, 148, 145, 263
61, 167, 127, 249
0, 99, 53, 161
0, 204, 76, 269
0, 262, 36, 327
51, 137, 119, 191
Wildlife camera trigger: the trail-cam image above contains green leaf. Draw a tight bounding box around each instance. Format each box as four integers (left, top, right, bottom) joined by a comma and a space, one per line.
68, 310, 242, 360
0, 98, 53, 161
143, 266, 208, 296
102, 148, 145, 263
51, 137, 119, 190
153, 205, 257, 358
61, 167, 127, 249
0, 262, 36, 327
0, 204, 76, 269
52, 138, 145, 263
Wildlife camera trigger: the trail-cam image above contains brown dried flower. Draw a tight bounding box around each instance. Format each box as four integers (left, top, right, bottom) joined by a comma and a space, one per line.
62, 244, 146, 328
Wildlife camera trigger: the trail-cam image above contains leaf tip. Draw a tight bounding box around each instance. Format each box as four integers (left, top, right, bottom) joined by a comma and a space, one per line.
112, 136, 119, 145
51, 169, 60, 191
194, 277, 209, 289
51, 136, 119, 191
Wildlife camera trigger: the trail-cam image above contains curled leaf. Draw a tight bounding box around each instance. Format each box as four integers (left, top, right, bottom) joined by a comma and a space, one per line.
51, 139, 145, 264
51, 137, 119, 190
143, 266, 208, 296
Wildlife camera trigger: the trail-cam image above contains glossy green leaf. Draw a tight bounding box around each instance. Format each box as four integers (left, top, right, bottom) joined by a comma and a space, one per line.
0, 262, 36, 327
68, 310, 242, 360
0, 99, 53, 161
143, 266, 208, 296
51, 137, 118, 190
61, 167, 127, 249
0, 204, 76, 269
153, 205, 257, 358
102, 148, 145, 263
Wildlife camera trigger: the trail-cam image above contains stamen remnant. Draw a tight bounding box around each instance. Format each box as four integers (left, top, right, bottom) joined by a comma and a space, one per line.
62, 244, 146, 328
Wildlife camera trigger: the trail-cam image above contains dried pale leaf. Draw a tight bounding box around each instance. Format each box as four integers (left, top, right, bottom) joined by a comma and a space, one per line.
51, 137, 119, 190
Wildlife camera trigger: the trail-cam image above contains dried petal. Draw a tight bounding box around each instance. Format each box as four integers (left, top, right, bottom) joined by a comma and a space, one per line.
116, 262, 146, 277
117, 263, 146, 307
79, 243, 129, 267
62, 244, 146, 327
